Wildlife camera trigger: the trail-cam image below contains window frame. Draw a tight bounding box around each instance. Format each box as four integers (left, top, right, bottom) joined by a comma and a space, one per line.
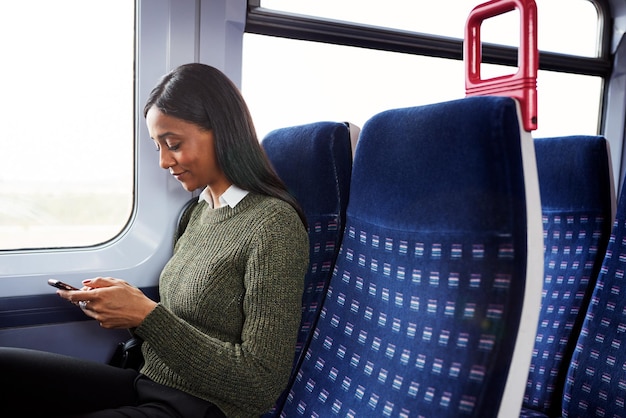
0, 0, 211, 296
246, 0, 612, 77
245, 0, 619, 185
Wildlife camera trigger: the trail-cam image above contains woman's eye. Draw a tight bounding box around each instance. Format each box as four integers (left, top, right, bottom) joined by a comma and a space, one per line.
167, 143, 180, 151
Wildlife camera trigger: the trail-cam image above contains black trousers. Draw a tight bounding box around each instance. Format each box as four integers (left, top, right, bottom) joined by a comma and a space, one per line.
0, 347, 226, 418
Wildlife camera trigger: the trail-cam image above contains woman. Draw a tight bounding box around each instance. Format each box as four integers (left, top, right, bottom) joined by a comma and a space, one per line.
0, 63, 309, 417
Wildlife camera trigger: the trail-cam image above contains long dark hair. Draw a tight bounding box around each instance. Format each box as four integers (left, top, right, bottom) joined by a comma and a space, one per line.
144, 63, 307, 228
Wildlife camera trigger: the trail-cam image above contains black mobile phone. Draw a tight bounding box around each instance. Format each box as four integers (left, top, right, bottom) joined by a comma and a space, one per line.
48, 279, 79, 291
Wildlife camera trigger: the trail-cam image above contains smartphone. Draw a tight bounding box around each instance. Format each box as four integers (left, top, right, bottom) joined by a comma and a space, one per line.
48, 279, 79, 291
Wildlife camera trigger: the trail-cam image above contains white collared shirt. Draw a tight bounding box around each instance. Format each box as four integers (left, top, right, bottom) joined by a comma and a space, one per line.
198, 185, 249, 209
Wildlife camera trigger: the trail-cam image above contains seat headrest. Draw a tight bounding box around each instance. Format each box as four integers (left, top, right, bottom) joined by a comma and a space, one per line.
350, 96, 524, 232
262, 121, 353, 216
534, 135, 611, 212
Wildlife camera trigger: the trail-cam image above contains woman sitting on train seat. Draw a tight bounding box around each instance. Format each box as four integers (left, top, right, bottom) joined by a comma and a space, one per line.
0, 63, 309, 418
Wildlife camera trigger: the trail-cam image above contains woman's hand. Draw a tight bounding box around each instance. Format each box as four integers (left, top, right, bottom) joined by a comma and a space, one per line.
56, 277, 158, 329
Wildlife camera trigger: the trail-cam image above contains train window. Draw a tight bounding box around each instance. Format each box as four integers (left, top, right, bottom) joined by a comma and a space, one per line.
242, 35, 464, 140
257, 0, 600, 57
243, 36, 601, 140
0, 0, 134, 250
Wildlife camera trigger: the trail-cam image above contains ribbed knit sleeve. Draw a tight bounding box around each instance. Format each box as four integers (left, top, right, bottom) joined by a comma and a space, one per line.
134, 194, 309, 417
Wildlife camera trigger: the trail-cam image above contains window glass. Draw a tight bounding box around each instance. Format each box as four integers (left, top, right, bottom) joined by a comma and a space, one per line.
242, 34, 600, 141
0, 0, 134, 250
258, 0, 600, 57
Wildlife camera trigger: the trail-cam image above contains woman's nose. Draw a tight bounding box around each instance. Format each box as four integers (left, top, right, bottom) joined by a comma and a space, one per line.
159, 149, 175, 169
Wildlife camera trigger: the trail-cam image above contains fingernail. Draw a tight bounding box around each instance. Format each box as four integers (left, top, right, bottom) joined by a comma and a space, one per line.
82, 279, 92, 285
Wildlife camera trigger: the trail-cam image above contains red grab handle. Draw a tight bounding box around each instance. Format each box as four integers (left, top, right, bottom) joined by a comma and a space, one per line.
465, 0, 538, 131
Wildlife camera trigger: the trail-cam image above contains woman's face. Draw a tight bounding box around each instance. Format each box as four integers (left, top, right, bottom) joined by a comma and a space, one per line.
146, 106, 230, 194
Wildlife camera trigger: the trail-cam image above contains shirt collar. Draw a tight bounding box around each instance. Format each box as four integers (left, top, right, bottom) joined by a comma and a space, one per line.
198, 185, 249, 209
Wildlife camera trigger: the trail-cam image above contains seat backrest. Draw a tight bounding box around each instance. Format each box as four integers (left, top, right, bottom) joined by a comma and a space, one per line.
522, 136, 614, 416
262, 121, 355, 359
261, 121, 354, 416
278, 96, 544, 418
561, 175, 626, 417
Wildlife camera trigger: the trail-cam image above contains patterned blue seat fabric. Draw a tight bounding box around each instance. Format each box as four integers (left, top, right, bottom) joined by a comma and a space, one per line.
520, 136, 613, 418
561, 176, 626, 417
277, 96, 542, 417
261, 121, 354, 416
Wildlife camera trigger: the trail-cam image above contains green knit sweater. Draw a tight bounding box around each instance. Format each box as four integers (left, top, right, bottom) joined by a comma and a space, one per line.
135, 193, 309, 417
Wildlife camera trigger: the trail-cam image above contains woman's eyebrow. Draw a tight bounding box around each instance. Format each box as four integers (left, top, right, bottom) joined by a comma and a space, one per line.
156, 131, 176, 141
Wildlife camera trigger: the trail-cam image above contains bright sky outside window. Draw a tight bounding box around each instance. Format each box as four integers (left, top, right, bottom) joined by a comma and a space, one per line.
0, 0, 134, 250
259, 0, 600, 56
243, 0, 601, 141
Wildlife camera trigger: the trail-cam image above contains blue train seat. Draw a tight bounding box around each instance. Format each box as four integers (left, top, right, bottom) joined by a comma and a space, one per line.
520, 136, 614, 417
261, 121, 356, 415
277, 96, 544, 417
559, 175, 626, 417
